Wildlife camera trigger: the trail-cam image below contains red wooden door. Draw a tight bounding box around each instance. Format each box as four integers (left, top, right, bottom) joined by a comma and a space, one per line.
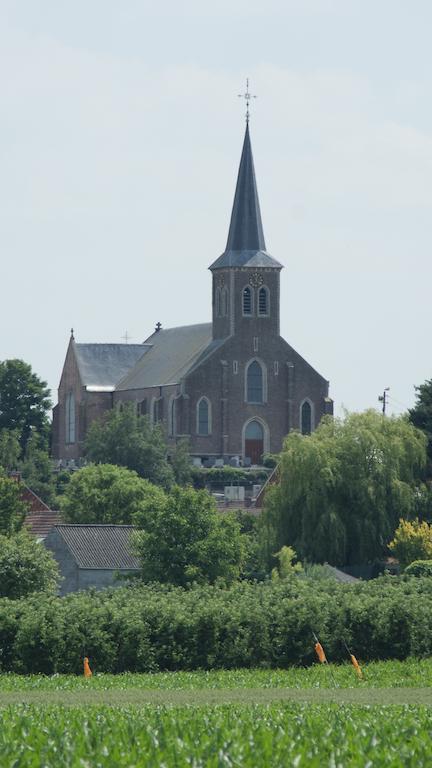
245, 438, 263, 465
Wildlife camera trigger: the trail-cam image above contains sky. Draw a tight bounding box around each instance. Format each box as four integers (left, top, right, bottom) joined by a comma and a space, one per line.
1, 0, 432, 418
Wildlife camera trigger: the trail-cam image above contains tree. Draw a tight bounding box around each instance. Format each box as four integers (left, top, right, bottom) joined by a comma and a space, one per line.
409, 379, 432, 467
133, 486, 247, 586
85, 404, 174, 489
271, 546, 302, 580
60, 463, 166, 525
19, 433, 55, 506
0, 474, 28, 536
389, 519, 432, 570
0, 360, 51, 455
0, 429, 21, 471
260, 410, 427, 568
0, 531, 59, 598
171, 438, 192, 486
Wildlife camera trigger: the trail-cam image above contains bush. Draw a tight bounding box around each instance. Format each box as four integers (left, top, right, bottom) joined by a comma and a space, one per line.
0, 531, 60, 599
1, 576, 432, 673
191, 467, 271, 490
389, 519, 432, 569
405, 560, 432, 577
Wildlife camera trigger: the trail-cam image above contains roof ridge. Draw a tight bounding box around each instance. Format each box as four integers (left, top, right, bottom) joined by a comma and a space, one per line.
55, 523, 135, 528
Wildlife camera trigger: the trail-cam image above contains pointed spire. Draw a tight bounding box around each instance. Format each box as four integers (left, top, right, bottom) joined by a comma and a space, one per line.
225, 123, 266, 253
210, 124, 282, 270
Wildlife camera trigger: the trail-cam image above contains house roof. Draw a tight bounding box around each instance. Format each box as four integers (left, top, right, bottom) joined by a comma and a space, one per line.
326, 566, 358, 584
50, 525, 140, 569
116, 323, 214, 390
210, 123, 282, 271
75, 343, 150, 389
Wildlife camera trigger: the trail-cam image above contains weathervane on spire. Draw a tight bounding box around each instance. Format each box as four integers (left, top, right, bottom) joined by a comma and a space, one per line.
238, 78, 257, 123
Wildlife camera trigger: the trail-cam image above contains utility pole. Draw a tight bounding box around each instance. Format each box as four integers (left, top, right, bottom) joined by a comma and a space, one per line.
378, 387, 390, 415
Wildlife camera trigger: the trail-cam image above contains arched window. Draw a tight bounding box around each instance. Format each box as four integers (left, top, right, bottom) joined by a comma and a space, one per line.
242, 286, 252, 315
301, 400, 312, 435
150, 397, 158, 425
246, 361, 263, 403
65, 391, 75, 444
197, 397, 211, 436
169, 396, 176, 437
258, 286, 269, 316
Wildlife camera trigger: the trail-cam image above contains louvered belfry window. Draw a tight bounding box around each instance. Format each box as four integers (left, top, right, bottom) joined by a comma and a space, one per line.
243, 286, 252, 315
258, 286, 268, 315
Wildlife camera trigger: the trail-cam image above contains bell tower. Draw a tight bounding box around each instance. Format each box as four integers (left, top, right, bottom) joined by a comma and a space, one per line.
209, 121, 283, 340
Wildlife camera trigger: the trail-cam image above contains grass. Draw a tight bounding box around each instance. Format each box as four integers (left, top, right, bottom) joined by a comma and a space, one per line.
0, 657, 431, 691
1, 661, 432, 766
0, 702, 431, 767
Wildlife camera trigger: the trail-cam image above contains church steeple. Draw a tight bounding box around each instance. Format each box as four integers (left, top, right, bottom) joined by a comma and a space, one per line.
225, 123, 266, 253
210, 123, 282, 270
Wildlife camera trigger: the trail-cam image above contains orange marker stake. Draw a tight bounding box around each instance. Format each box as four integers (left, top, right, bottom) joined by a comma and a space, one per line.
83, 657, 92, 678
314, 641, 327, 664
350, 653, 363, 679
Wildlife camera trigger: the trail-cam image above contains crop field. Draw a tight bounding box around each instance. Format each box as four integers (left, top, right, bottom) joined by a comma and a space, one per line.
1, 660, 432, 766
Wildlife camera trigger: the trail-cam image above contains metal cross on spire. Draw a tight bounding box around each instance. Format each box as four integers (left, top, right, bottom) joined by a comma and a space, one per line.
238, 78, 257, 123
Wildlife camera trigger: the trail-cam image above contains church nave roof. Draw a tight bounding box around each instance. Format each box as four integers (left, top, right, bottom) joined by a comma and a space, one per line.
116, 323, 215, 391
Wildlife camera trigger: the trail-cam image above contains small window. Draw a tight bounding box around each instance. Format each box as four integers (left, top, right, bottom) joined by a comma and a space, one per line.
197, 398, 210, 436
253, 337, 259, 352
247, 361, 263, 403
274, 361, 279, 376
258, 286, 269, 315
243, 286, 252, 315
233, 360, 238, 374
301, 401, 312, 435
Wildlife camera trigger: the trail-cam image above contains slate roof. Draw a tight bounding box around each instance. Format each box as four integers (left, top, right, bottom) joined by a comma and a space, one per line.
210, 124, 282, 271
75, 343, 150, 389
51, 525, 140, 569
327, 566, 358, 584
116, 323, 214, 391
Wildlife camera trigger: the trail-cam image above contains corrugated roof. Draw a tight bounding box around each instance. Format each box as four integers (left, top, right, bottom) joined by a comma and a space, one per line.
210, 124, 282, 271
52, 525, 140, 569
116, 323, 213, 390
75, 344, 150, 388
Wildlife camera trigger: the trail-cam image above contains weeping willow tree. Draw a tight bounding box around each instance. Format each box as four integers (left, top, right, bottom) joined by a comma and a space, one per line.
259, 410, 427, 567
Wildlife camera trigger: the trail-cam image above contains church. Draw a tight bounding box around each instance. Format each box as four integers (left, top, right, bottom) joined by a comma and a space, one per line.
52, 120, 333, 466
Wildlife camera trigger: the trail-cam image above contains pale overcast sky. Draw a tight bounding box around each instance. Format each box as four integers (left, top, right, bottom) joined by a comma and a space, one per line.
1, 0, 432, 418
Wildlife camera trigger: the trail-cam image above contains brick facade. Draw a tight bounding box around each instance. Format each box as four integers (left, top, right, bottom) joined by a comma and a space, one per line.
53, 123, 332, 463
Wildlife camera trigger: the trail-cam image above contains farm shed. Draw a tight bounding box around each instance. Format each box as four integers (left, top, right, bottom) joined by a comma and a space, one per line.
44, 524, 140, 596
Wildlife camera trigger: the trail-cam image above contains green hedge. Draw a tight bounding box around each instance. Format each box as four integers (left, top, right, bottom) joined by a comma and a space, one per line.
191, 467, 271, 489
1, 576, 432, 674
405, 560, 432, 577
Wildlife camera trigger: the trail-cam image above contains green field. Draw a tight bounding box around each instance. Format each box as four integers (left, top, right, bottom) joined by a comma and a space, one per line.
1, 661, 432, 766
